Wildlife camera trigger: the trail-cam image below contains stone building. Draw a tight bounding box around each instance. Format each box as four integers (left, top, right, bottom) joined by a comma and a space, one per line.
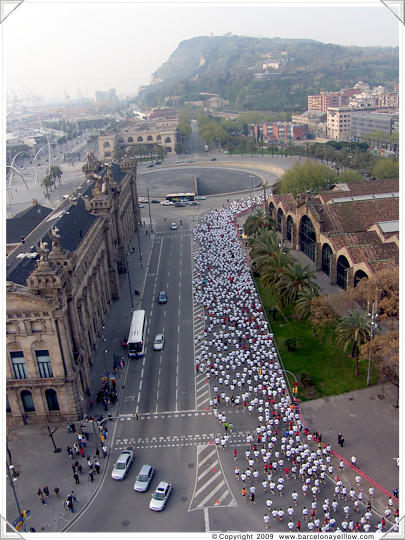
98, 109, 178, 160
6, 150, 140, 424
268, 178, 398, 290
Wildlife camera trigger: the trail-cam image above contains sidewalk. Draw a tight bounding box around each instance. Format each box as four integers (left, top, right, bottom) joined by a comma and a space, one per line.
5, 225, 155, 533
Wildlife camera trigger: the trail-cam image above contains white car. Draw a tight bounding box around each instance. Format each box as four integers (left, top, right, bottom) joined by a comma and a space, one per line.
134, 464, 155, 492
111, 450, 134, 480
149, 481, 172, 511
175, 159, 183, 163
195, 196, 206, 200
153, 334, 165, 351
171, 223, 177, 230
139, 198, 148, 203
161, 200, 173, 206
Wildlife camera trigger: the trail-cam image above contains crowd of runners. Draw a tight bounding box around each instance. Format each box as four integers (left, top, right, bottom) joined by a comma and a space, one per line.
192, 201, 399, 533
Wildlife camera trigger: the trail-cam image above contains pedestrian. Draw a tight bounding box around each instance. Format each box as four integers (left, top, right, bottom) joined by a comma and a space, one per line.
72, 463, 76, 474
38, 489, 46, 505
250, 492, 256, 504
296, 520, 301, 531
278, 509, 284, 522
67, 446, 73, 458
66, 499, 74, 513
241, 487, 247, 502
94, 460, 101, 474
351, 456, 357, 468
70, 491, 78, 504
73, 472, 80, 484
89, 471, 94, 482
43, 486, 50, 497
102, 444, 108, 458
54, 486, 60, 499
264, 514, 270, 529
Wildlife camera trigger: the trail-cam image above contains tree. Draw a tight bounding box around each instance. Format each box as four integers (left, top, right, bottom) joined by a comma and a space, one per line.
174, 142, 183, 156
276, 262, 316, 306
337, 169, 364, 183
372, 158, 399, 179
335, 309, 373, 376
277, 159, 337, 196
359, 330, 399, 407
244, 209, 275, 237
295, 282, 321, 320
344, 268, 399, 321
259, 249, 292, 293
41, 174, 53, 195
309, 296, 337, 336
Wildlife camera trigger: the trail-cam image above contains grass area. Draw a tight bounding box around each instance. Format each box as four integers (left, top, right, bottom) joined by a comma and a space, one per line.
255, 279, 379, 401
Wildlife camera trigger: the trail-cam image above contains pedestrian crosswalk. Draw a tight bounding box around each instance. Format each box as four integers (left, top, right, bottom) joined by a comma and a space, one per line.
195, 372, 210, 410
189, 445, 237, 510
113, 428, 252, 450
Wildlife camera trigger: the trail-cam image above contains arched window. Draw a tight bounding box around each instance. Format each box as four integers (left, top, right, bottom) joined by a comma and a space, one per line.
337, 255, 350, 289
286, 215, 294, 242
321, 244, 333, 276
354, 269, 368, 288
277, 208, 284, 233
300, 216, 316, 262
268, 202, 275, 220
147, 135, 153, 141
117, 138, 124, 144
137, 136, 143, 142
21, 390, 35, 412
103, 142, 110, 148
165, 137, 171, 143
128, 137, 134, 143
45, 389, 60, 411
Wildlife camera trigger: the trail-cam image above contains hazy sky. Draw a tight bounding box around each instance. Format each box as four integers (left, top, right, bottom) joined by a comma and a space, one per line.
2, 0, 403, 100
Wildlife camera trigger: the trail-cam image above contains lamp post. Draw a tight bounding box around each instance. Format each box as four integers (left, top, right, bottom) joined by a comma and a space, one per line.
136, 229, 143, 269
147, 188, 153, 233
6, 456, 26, 532
126, 255, 134, 309
367, 303, 378, 387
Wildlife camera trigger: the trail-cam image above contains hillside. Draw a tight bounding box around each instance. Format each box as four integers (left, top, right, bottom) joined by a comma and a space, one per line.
136, 35, 399, 112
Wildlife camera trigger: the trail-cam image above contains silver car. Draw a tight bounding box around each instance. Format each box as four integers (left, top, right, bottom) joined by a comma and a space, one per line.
134, 464, 155, 492
153, 334, 165, 351
111, 450, 133, 480
149, 481, 172, 511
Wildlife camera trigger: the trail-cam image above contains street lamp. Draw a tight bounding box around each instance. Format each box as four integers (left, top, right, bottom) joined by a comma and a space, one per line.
367, 303, 378, 387
126, 255, 134, 309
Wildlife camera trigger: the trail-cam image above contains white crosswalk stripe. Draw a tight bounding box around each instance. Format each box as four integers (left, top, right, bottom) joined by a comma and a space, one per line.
189, 445, 237, 510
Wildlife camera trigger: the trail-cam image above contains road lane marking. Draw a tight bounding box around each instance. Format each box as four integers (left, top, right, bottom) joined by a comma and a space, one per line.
196, 479, 226, 508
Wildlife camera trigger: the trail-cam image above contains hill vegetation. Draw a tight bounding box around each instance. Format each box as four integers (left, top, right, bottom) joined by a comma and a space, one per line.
137, 35, 399, 112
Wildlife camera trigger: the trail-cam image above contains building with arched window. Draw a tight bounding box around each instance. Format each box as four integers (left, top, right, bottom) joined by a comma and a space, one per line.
98, 109, 178, 159
268, 177, 398, 290
6, 150, 141, 424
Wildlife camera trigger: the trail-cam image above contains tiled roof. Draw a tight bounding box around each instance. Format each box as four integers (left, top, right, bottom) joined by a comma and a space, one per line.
6, 163, 126, 286
319, 197, 398, 234
6, 204, 53, 244
316, 178, 399, 203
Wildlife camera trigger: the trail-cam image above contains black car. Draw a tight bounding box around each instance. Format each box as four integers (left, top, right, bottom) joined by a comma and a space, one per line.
210, 157, 217, 161
158, 291, 167, 304
147, 164, 154, 168
151, 199, 160, 204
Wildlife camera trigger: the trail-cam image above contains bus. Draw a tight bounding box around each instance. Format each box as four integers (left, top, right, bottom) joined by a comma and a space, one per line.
165, 192, 195, 202
127, 310, 147, 358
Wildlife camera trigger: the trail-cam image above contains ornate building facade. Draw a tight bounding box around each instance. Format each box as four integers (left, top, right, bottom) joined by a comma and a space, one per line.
268, 178, 399, 290
6, 151, 140, 424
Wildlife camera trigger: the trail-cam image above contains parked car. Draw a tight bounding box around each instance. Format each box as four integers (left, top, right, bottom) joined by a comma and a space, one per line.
111, 450, 134, 480
149, 481, 172, 511
171, 223, 177, 230
158, 291, 167, 304
134, 464, 155, 492
153, 334, 165, 351
186, 159, 195, 163
195, 195, 206, 200
155, 161, 162, 165
174, 202, 185, 207
161, 200, 173, 206
210, 157, 217, 161
175, 159, 183, 163
139, 198, 148, 203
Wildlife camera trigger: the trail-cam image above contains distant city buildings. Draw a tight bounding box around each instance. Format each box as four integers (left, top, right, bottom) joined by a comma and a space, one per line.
252, 121, 308, 142
98, 108, 178, 160
94, 88, 118, 103
350, 111, 399, 139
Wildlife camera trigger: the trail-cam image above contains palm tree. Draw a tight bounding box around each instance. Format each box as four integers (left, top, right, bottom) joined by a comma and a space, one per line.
259, 249, 292, 292
249, 228, 286, 266
335, 309, 372, 376
276, 262, 316, 306
244, 210, 275, 237
295, 282, 321, 320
